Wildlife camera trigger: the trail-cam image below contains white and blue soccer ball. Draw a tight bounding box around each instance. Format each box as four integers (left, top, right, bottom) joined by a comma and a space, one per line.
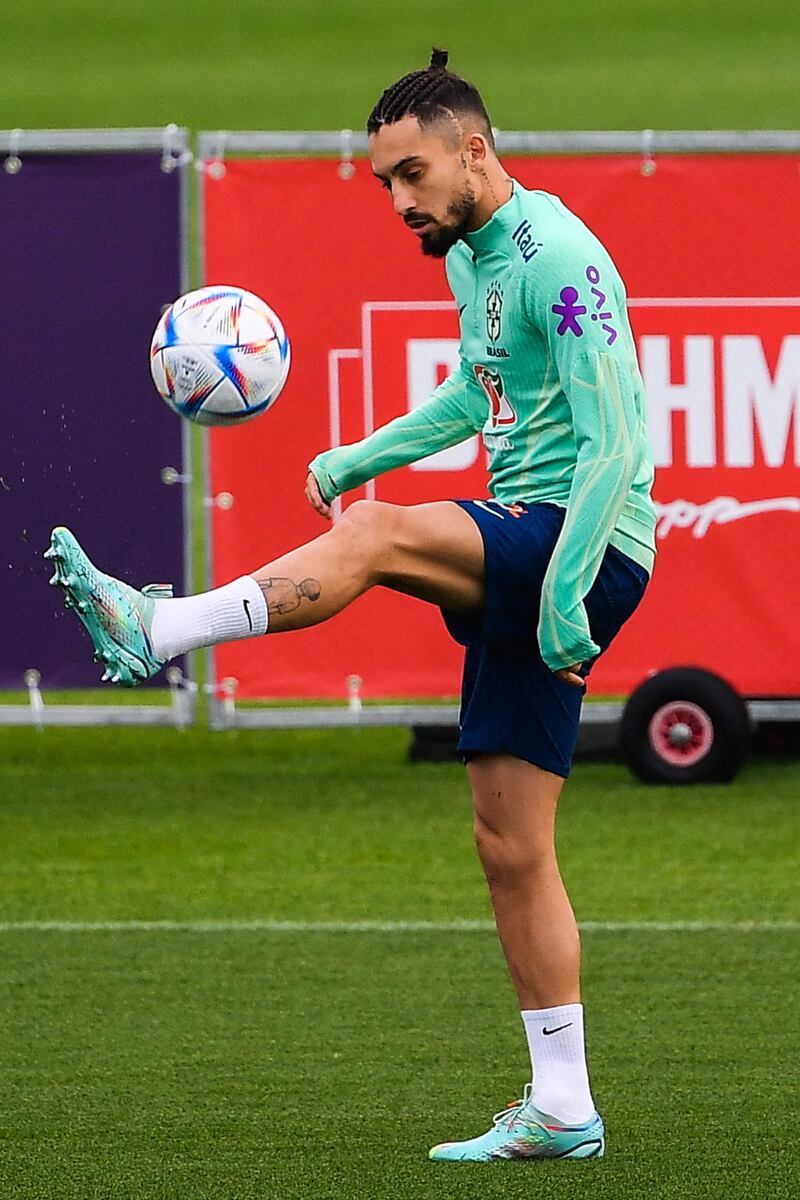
150, 285, 291, 426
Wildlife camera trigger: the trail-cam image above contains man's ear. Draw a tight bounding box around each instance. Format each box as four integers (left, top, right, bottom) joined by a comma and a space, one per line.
465, 133, 490, 168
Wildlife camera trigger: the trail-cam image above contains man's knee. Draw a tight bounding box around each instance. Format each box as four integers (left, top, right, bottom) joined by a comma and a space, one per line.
337, 499, 397, 533
334, 501, 404, 574
473, 809, 554, 886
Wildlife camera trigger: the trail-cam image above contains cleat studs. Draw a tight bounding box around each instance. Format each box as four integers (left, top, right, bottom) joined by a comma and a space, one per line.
77, 600, 88, 612
49, 574, 58, 586
111, 672, 121, 683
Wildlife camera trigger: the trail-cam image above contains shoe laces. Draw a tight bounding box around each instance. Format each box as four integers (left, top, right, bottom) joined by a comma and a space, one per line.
85, 570, 145, 639
89, 572, 128, 620
492, 1082, 534, 1131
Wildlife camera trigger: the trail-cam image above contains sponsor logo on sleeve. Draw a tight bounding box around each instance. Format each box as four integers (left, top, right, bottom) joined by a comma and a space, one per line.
585, 265, 618, 345
551, 266, 618, 345
511, 220, 543, 263
552, 286, 587, 337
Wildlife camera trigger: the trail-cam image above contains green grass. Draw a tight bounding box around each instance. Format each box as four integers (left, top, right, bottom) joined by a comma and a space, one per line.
2, 0, 800, 131
1, 727, 798, 1197
2, 929, 796, 1199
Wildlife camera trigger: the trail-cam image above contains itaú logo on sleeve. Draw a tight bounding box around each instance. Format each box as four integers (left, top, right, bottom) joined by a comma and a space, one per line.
632, 299, 800, 538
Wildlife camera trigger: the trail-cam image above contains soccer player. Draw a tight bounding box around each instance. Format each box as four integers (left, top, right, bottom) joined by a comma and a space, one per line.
47, 49, 655, 1162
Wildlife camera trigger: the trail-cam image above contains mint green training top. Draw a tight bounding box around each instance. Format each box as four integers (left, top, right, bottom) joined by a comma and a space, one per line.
310, 182, 656, 671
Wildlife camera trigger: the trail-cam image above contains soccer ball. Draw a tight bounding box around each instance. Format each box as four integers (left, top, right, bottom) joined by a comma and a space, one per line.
150, 285, 291, 426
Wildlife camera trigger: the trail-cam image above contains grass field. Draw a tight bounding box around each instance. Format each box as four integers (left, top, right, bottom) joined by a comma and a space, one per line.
3, 0, 800, 131
1, 727, 798, 1198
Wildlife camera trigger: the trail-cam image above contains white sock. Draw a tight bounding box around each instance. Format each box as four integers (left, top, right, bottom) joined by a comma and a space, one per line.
150, 576, 268, 660
521, 1003, 596, 1125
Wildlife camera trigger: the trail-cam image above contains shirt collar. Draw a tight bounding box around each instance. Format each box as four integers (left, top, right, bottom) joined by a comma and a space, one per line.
462, 182, 523, 256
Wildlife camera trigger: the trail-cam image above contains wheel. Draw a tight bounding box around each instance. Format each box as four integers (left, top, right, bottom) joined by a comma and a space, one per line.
408, 724, 460, 763
621, 668, 750, 784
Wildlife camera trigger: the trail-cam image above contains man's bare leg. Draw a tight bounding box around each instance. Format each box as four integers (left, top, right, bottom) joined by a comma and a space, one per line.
251, 498, 486, 630
468, 752, 596, 1125
468, 753, 578, 1008
141, 499, 484, 664
47, 500, 484, 682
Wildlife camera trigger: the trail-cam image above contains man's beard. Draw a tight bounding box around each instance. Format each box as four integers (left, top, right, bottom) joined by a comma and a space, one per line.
414, 181, 477, 258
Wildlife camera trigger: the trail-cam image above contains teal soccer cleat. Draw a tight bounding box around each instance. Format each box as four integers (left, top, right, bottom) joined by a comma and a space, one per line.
428, 1084, 604, 1162
45, 526, 170, 687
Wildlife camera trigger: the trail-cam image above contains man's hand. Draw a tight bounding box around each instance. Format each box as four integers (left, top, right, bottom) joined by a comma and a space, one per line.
555, 664, 585, 688
305, 471, 332, 520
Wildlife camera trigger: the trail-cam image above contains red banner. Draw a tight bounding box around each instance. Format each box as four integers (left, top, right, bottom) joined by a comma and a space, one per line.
203, 155, 800, 698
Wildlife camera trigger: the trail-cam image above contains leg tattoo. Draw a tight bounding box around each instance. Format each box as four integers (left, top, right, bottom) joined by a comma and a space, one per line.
258, 576, 321, 615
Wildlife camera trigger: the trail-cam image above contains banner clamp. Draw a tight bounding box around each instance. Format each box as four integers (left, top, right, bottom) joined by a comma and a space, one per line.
206, 131, 227, 180
161, 122, 192, 173
641, 128, 656, 176
4, 128, 22, 175
338, 128, 355, 180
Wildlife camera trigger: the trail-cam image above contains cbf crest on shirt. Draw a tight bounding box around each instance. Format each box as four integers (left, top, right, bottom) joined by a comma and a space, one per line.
486, 280, 504, 347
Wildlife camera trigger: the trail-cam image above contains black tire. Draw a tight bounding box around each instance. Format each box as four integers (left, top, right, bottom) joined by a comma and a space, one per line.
620, 668, 750, 785
408, 724, 460, 763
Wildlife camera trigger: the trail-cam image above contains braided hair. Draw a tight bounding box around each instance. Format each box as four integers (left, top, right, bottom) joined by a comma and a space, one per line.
367, 49, 494, 147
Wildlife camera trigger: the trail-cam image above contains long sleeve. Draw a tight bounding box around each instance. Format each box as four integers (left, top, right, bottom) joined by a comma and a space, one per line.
538, 349, 639, 668
309, 363, 482, 501
524, 242, 645, 670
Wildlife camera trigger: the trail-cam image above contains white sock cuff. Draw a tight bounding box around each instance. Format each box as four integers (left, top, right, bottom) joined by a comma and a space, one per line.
521, 1003, 584, 1026
225, 575, 268, 638
150, 574, 268, 661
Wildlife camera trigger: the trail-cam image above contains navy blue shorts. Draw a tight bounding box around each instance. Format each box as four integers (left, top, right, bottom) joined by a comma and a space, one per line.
442, 500, 650, 778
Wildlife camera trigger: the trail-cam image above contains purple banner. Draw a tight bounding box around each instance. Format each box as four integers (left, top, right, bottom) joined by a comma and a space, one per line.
0, 153, 186, 687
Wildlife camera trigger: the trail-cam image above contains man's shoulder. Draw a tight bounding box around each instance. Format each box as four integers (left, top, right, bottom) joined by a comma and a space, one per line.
515, 186, 602, 258
514, 185, 623, 288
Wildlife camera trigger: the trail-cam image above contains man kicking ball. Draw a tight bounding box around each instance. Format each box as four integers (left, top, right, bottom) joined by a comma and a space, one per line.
48, 48, 655, 1163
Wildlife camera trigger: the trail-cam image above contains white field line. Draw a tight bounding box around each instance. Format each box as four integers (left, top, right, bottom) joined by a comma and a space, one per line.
0, 919, 797, 934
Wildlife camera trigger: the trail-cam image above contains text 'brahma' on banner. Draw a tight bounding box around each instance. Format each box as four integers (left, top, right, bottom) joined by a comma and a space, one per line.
203, 154, 800, 699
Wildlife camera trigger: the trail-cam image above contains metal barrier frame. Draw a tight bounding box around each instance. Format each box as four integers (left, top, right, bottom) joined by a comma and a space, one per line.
0, 126, 197, 728
196, 130, 800, 157
196, 128, 800, 731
